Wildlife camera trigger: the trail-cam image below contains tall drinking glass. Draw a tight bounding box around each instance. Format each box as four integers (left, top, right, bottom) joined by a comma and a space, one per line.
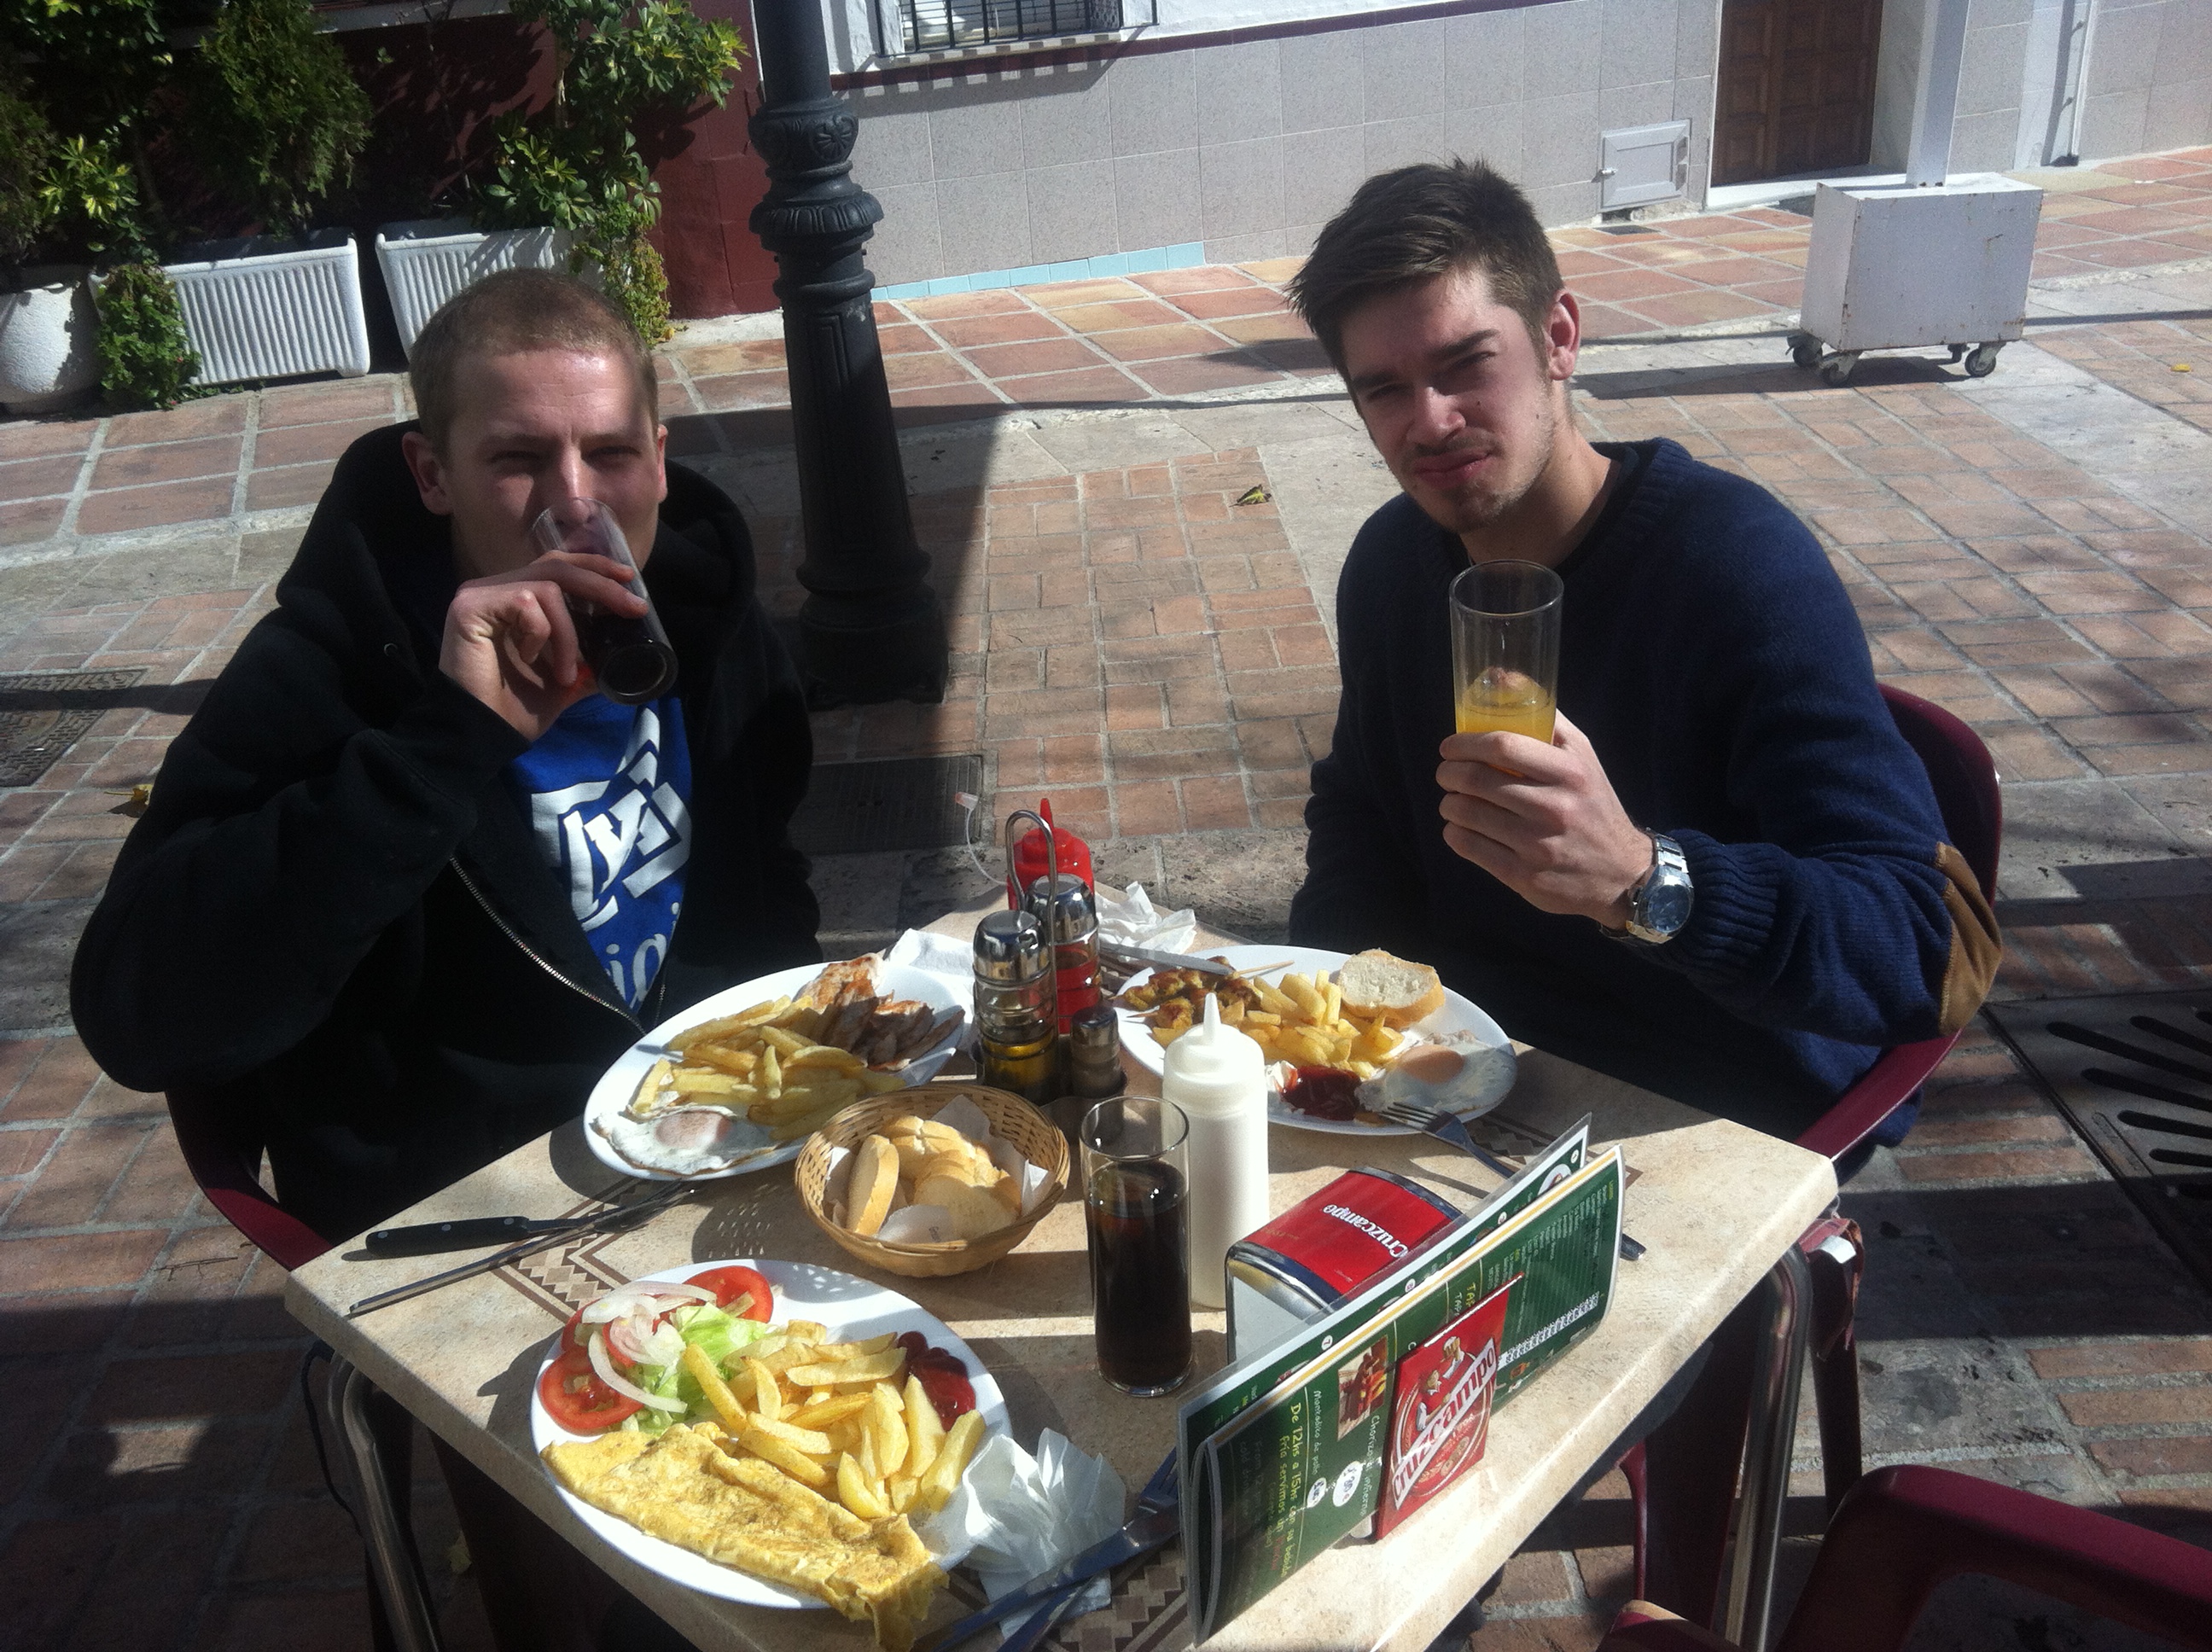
1450, 560, 1563, 744
1081, 1096, 1192, 1396
528, 499, 678, 705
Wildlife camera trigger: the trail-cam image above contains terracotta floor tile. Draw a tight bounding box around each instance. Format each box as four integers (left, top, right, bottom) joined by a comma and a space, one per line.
73, 477, 235, 537
673, 339, 785, 376
692, 370, 791, 410
1128, 266, 1258, 296
899, 289, 1028, 322
1568, 267, 1702, 302
1127, 353, 1286, 395
1166, 288, 1295, 321
243, 462, 334, 512
100, 398, 247, 448
885, 352, 980, 391
0, 451, 88, 498
1020, 276, 1148, 308
252, 417, 386, 469
928, 311, 1070, 347
1088, 323, 1232, 363
89, 436, 242, 491
1575, 302, 1650, 339
960, 338, 1104, 379
0, 418, 98, 462
1052, 299, 1191, 334
255, 380, 398, 428
1209, 311, 1314, 345
1621, 289, 1778, 329
1235, 257, 1305, 282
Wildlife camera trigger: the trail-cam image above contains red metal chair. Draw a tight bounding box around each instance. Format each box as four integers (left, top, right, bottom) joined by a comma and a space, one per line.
1600, 1464, 2212, 1652
167, 1086, 446, 1652
1621, 687, 2004, 1635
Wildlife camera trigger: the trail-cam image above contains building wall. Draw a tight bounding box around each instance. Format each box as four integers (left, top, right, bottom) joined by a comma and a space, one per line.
2076, 0, 2212, 160
842, 0, 1722, 289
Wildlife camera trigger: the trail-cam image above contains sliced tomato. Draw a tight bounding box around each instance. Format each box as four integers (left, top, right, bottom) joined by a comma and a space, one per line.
538, 1347, 643, 1432
688, 1265, 773, 1321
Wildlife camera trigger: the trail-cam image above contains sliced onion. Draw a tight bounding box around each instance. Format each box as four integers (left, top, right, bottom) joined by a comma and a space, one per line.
579, 1281, 715, 1324
637, 1320, 686, 1368
607, 1316, 649, 1366
587, 1329, 687, 1411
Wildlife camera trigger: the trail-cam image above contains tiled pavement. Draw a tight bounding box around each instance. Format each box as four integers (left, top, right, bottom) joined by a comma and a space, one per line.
9, 165, 2212, 1650
8, 148, 2212, 563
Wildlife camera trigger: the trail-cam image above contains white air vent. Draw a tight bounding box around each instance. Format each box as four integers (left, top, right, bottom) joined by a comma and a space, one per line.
1598, 122, 1691, 212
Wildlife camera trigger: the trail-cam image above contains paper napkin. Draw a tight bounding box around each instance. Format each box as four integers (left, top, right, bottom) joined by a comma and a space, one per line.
921, 1429, 1127, 1639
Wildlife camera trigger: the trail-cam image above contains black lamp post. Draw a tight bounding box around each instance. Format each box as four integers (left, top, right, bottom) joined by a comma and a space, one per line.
747, 0, 947, 707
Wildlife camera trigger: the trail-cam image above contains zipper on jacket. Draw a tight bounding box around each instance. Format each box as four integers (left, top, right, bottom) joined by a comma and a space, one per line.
448, 857, 641, 1031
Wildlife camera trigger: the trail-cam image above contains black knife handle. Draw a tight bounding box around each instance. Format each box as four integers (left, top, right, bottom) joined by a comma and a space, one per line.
365, 1215, 554, 1257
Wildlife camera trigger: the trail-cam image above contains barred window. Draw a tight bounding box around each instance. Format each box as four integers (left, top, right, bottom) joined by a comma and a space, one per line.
893, 0, 1128, 54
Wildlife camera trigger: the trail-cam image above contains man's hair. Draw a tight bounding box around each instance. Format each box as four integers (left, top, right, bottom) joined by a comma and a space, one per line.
409, 270, 655, 451
1289, 160, 1563, 373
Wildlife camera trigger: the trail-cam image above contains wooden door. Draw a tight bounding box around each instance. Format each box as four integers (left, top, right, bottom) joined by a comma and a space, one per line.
1714, 0, 1883, 185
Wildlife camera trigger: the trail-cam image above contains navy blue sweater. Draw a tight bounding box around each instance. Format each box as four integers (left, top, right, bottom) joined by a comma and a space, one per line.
1291, 439, 1999, 1137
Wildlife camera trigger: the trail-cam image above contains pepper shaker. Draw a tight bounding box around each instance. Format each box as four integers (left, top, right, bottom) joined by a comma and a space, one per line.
1020, 870, 1100, 1032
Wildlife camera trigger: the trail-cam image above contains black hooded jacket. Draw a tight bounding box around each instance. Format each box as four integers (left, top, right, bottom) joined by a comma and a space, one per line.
71, 425, 820, 1240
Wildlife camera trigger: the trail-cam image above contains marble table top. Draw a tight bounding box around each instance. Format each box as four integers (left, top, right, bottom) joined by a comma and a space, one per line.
286, 923, 1836, 1652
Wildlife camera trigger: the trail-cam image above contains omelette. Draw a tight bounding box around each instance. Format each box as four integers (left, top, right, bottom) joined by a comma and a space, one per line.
543, 1422, 944, 1650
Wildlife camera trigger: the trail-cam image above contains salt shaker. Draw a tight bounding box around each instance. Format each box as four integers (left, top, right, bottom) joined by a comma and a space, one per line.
971, 909, 1061, 1103
1161, 992, 1268, 1309
1051, 1002, 1127, 1147
1020, 870, 1100, 1032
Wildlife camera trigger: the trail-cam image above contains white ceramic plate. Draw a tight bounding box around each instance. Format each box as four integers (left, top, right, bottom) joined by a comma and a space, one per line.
1115, 944, 1515, 1137
530, 1258, 1005, 1608
584, 961, 967, 1183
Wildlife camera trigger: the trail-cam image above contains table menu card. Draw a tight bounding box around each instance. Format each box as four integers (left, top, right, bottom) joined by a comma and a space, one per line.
1179, 1136, 1623, 1641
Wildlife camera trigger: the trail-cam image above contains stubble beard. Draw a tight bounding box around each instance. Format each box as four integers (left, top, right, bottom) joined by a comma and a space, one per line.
1407, 394, 1559, 543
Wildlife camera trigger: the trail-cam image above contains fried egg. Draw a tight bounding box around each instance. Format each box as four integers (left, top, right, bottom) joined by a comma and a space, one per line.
594, 1103, 770, 1176
1357, 1030, 1516, 1120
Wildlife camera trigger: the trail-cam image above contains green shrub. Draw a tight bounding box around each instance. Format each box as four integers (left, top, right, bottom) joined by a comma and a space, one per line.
184, 0, 371, 236
476, 0, 743, 343
96, 262, 201, 410
0, 77, 55, 272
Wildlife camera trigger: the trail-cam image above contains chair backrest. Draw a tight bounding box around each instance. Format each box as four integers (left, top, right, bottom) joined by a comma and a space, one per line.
1793, 689, 2004, 1162
166, 1086, 330, 1271
1878, 684, 2001, 900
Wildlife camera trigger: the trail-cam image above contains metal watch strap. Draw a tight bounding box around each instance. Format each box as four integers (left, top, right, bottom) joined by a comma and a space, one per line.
1624, 832, 1691, 945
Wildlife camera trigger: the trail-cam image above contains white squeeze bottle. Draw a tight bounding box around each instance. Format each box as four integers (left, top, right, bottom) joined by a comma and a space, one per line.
1163, 992, 1269, 1308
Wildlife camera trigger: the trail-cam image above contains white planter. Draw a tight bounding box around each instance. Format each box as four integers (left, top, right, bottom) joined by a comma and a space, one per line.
162, 229, 372, 387
375, 218, 576, 357
0, 265, 99, 414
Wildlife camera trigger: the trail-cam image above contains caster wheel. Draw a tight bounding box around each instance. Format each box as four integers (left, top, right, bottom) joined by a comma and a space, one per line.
1965, 343, 2002, 378
1947, 343, 1969, 363
1819, 353, 1858, 387
1790, 336, 1821, 370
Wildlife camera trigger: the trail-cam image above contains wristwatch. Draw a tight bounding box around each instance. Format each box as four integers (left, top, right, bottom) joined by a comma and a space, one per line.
1621, 832, 1693, 945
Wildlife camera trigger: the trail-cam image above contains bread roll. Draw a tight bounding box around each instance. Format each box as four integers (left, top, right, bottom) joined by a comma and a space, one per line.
847, 1134, 901, 1237
1336, 949, 1445, 1027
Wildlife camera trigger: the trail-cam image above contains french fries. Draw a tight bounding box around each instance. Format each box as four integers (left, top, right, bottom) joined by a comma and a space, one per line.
627, 958, 967, 1156
1144, 968, 1405, 1079
653, 1321, 988, 1531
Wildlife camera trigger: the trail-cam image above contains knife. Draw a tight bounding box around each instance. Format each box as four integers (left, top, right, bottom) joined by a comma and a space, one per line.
365, 1213, 620, 1258
1097, 942, 1232, 979
346, 1183, 692, 1317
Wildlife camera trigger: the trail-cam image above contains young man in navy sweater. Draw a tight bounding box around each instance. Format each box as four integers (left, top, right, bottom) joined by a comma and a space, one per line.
1286, 161, 2000, 1139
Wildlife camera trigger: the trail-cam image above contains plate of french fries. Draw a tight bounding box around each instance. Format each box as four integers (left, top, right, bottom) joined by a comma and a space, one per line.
532, 1259, 1004, 1616
1114, 945, 1511, 1136
584, 956, 969, 1183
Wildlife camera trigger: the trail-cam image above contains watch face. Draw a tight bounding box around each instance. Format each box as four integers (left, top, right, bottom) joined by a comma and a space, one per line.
1643, 878, 1692, 934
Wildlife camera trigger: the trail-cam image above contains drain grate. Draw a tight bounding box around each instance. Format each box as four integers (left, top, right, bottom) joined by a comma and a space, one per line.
0, 669, 148, 788
789, 753, 987, 857
1988, 990, 2212, 1291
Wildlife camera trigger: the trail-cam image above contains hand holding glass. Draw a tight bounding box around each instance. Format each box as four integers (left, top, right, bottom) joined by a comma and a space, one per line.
528, 500, 677, 705
1081, 1096, 1192, 1396
1450, 561, 1563, 745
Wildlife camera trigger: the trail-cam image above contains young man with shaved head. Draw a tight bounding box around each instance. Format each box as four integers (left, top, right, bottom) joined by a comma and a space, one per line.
74, 270, 820, 1239
1288, 162, 2000, 1142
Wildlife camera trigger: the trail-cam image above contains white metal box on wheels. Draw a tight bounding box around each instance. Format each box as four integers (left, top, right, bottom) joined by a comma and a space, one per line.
1791, 174, 2043, 385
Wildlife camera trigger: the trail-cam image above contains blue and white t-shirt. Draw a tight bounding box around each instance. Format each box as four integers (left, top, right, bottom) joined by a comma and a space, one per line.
507, 696, 694, 1009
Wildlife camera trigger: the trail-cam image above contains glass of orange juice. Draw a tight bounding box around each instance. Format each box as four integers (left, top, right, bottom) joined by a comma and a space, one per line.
1450, 560, 1563, 743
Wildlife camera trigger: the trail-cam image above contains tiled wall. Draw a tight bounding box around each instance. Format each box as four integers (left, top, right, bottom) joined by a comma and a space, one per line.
2076, 0, 2212, 161
847, 0, 1722, 288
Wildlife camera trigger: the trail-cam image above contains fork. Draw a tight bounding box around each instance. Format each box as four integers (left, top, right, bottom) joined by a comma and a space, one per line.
1375, 1098, 1646, 1261
914, 1448, 1181, 1652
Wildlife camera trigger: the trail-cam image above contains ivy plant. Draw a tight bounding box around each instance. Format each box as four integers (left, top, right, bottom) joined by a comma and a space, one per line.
476, 0, 743, 342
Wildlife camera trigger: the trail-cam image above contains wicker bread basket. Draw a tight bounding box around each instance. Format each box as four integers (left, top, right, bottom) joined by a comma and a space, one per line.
794, 1080, 1071, 1278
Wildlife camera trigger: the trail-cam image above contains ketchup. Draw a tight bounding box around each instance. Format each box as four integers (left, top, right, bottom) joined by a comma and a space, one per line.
1283, 1066, 1360, 1122
896, 1331, 977, 1428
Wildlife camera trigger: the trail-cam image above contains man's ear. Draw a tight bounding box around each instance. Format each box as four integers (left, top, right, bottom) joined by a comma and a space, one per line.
400, 430, 455, 516
1545, 291, 1583, 384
